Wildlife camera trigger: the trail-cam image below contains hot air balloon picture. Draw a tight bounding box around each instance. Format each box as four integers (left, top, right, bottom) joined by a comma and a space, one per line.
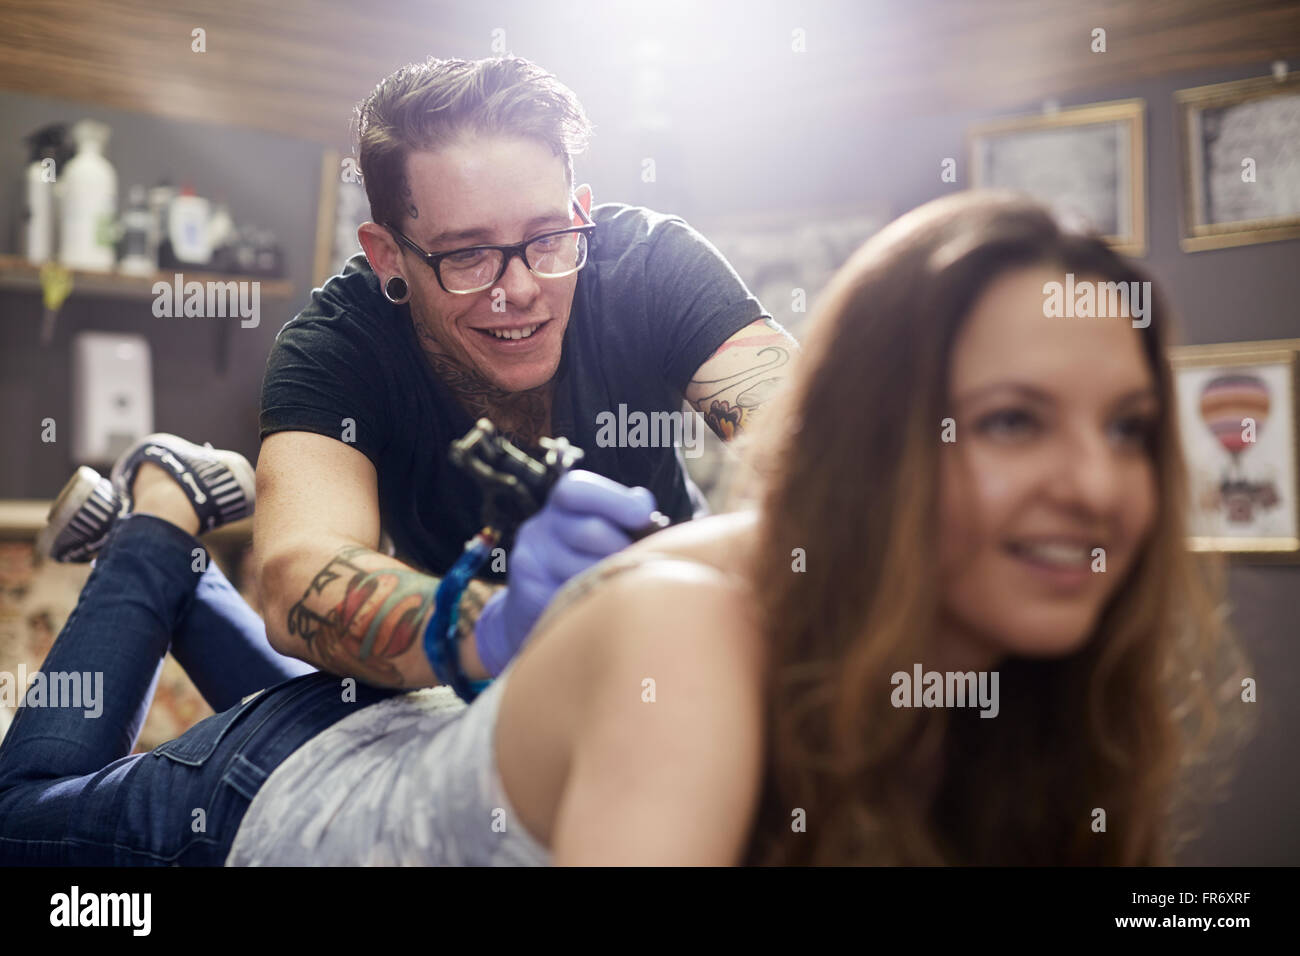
1198, 373, 1278, 523
1173, 345, 1300, 556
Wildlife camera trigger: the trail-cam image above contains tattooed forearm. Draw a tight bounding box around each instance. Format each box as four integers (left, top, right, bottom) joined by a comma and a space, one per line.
688, 347, 790, 437
689, 346, 790, 404
286, 546, 438, 687
685, 318, 798, 440
456, 578, 495, 645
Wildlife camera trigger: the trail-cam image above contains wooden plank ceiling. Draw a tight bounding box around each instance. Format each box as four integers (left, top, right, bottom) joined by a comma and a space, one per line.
1, 0, 1298, 145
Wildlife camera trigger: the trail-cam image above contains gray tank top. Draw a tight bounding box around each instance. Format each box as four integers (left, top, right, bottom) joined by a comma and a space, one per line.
227, 549, 705, 865
225, 668, 550, 866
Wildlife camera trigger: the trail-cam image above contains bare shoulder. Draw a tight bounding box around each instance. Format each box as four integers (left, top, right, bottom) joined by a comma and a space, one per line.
521, 541, 764, 694
622, 509, 760, 575
495, 540, 766, 854
527, 508, 759, 631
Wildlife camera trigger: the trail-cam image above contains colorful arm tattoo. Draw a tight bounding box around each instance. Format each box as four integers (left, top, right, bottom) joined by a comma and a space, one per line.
685, 317, 797, 440
286, 546, 439, 687
286, 547, 503, 688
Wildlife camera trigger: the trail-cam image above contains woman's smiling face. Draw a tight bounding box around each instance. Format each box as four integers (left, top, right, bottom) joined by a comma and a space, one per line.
937, 264, 1160, 665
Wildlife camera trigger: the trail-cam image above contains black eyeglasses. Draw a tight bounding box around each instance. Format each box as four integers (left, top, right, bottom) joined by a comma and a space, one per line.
386, 199, 596, 295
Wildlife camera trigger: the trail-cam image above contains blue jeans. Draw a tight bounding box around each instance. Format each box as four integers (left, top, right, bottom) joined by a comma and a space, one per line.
0, 513, 402, 865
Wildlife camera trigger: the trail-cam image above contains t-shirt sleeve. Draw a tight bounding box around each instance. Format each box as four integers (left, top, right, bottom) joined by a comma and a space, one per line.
646, 217, 771, 394
259, 281, 392, 467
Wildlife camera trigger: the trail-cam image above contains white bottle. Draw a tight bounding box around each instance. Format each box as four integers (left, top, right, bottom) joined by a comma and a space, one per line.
58, 120, 118, 271
24, 151, 56, 263
168, 186, 212, 265
207, 200, 235, 252
22, 125, 65, 264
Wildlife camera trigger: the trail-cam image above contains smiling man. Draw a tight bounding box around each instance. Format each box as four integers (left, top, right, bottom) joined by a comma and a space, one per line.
254, 56, 797, 690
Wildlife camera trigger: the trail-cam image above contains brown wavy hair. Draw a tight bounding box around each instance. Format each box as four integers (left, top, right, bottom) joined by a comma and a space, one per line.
739, 191, 1251, 865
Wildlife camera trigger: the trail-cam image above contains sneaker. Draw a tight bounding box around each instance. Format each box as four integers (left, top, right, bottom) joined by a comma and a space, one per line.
36, 466, 127, 563
110, 433, 256, 534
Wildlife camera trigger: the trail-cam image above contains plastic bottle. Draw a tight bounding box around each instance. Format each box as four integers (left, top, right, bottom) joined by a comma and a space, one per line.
207, 199, 235, 253
167, 185, 212, 265
21, 124, 68, 264
147, 181, 176, 266
118, 185, 155, 276
58, 119, 118, 271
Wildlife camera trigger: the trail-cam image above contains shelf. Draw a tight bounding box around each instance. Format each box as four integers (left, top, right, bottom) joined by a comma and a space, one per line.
0, 255, 293, 301
0, 500, 51, 537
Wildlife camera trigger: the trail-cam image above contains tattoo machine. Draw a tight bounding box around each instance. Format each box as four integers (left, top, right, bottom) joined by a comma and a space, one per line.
449, 417, 671, 541
428, 418, 669, 702
425, 413, 576, 702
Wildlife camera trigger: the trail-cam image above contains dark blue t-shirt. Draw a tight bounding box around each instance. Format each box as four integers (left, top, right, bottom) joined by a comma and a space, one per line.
259, 202, 768, 578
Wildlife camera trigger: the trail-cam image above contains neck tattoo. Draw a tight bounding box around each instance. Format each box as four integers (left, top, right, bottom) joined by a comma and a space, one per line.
420, 346, 550, 448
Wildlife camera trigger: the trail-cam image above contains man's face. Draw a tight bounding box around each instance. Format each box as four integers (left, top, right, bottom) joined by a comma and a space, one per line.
397, 134, 585, 394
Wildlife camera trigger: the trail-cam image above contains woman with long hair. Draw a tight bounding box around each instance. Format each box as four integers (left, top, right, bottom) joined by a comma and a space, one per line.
480, 189, 1246, 866
0, 191, 1246, 865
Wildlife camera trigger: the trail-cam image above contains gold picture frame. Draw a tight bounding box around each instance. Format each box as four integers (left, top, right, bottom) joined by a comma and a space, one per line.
312, 147, 372, 288
1170, 338, 1300, 560
1175, 73, 1300, 253
968, 98, 1147, 256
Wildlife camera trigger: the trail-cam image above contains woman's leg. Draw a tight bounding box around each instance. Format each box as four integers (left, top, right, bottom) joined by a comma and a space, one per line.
0, 506, 393, 865
169, 558, 315, 712
0, 512, 202, 793
133, 459, 314, 712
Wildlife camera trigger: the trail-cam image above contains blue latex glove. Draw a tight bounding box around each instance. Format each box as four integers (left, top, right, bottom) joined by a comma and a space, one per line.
474, 469, 657, 676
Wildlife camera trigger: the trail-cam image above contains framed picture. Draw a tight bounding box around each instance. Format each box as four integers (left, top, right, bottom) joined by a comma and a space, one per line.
313, 147, 372, 287
696, 202, 892, 338
968, 98, 1147, 256
1175, 72, 1300, 252
1170, 339, 1300, 558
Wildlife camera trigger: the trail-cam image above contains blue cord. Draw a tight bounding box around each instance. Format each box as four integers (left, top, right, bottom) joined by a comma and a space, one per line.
424, 530, 496, 703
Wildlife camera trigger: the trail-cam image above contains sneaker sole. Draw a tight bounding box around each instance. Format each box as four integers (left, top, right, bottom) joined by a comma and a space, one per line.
36, 466, 114, 561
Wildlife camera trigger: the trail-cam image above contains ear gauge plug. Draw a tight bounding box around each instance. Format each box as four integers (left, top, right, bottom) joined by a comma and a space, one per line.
384, 275, 410, 303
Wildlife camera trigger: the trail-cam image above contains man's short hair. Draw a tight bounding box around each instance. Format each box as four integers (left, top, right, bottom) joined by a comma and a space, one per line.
354, 55, 594, 230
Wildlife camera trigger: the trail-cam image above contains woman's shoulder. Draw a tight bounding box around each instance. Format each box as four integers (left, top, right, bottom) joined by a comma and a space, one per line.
495, 511, 765, 858
529, 509, 760, 643
619, 509, 760, 578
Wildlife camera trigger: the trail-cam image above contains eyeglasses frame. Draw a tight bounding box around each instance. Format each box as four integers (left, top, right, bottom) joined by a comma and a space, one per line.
385, 199, 596, 295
